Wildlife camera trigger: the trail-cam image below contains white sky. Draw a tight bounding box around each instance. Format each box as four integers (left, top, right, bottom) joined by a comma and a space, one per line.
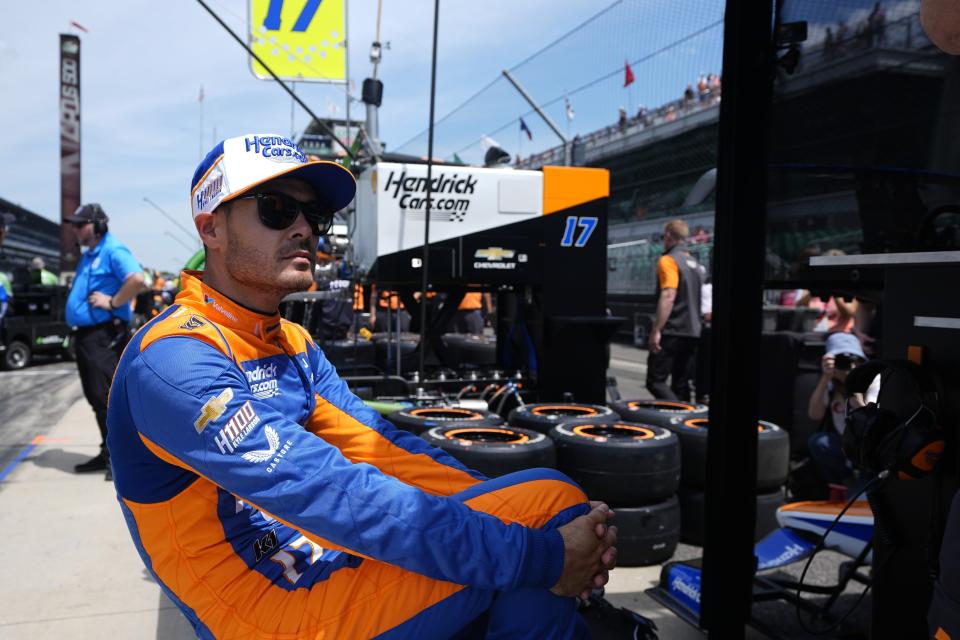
0, 0, 601, 272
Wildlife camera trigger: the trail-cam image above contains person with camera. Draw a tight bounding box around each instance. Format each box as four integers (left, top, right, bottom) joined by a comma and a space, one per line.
64, 204, 144, 479
807, 332, 879, 488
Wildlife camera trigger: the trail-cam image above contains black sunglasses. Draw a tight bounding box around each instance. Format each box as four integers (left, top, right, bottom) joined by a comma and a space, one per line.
232, 191, 333, 236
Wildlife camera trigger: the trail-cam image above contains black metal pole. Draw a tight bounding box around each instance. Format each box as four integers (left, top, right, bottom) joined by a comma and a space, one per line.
194, 0, 354, 159
417, 0, 440, 384
699, 0, 775, 636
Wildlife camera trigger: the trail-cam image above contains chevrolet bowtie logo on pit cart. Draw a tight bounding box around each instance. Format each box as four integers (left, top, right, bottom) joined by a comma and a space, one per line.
194, 388, 234, 433
474, 247, 516, 261
473, 247, 527, 270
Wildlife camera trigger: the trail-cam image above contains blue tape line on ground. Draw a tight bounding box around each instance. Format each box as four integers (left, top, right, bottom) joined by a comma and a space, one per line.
0, 440, 39, 483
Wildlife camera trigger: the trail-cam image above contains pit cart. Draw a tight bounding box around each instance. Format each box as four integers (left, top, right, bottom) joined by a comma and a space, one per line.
0, 286, 73, 370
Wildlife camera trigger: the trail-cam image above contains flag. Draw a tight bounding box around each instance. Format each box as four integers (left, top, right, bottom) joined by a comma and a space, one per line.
565, 97, 575, 122
198, 85, 205, 103
70, 20, 89, 33
624, 59, 635, 87
519, 117, 532, 141
453, 153, 464, 164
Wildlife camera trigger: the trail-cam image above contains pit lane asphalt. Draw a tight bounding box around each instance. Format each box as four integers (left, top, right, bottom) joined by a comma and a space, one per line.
0, 358, 83, 477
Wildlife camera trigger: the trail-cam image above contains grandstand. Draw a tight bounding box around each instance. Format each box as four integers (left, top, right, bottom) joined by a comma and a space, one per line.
392, 2, 945, 341
0, 197, 60, 276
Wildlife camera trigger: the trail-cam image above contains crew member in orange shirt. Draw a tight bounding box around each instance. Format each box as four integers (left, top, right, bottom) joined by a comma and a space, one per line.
646, 219, 703, 401
370, 283, 411, 332
452, 291, 492, 335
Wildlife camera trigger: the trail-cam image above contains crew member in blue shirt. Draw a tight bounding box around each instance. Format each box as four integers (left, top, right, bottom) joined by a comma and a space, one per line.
64, 203, 144, 479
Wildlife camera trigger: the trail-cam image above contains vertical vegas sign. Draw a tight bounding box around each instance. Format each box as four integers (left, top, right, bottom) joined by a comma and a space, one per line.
59, 34, 81, 271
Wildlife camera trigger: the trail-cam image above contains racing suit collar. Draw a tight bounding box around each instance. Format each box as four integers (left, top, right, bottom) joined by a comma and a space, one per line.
178, 270, 284, 342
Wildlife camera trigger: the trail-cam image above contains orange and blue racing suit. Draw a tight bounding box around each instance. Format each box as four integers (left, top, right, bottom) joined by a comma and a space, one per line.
107, 271, 591, 639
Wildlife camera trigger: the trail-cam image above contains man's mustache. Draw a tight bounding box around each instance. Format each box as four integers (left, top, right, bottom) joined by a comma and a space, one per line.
278, 239, 315, 258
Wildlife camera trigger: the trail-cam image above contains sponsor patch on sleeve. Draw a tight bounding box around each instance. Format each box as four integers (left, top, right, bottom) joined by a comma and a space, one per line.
194, 388, 234, 433
179, 315, 206, 330
213, 401, 262, 454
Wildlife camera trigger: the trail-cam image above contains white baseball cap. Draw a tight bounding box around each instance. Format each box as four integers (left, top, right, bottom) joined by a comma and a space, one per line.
190, 133, 356, 219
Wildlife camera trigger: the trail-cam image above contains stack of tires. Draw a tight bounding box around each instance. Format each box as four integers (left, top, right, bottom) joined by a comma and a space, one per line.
509, 403, 682, 566
667, 417, 790, 545
609, 400, 790, 544
390, 407, 555, 479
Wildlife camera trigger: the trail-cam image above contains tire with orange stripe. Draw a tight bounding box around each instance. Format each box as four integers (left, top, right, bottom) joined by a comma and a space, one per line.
610, 496, 680, 566
551, 422, 680, 505
421, 425, 555, 478
508, 403, 619, 435
609, 399, 708, 429
671, 418, 789, 491
387, 407, 504, 436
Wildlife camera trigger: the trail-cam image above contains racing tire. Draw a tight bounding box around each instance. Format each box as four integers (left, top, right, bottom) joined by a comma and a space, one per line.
387, 407, 504, 436
3, 340, 31, 371
610, 496, 681, 566
608, 399, 708, 429
669, 418, 790, 491
439, 333, 468, 363
678, 486, 785, 545
373, 332, 419, 373
421, 425, 555, 478
551, 421, 681, 505
755, 423, 791, 491
440, 333, 496, 367
322, 338, 375, 372
457, 334, 496, 367
508, 403, 619, 435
